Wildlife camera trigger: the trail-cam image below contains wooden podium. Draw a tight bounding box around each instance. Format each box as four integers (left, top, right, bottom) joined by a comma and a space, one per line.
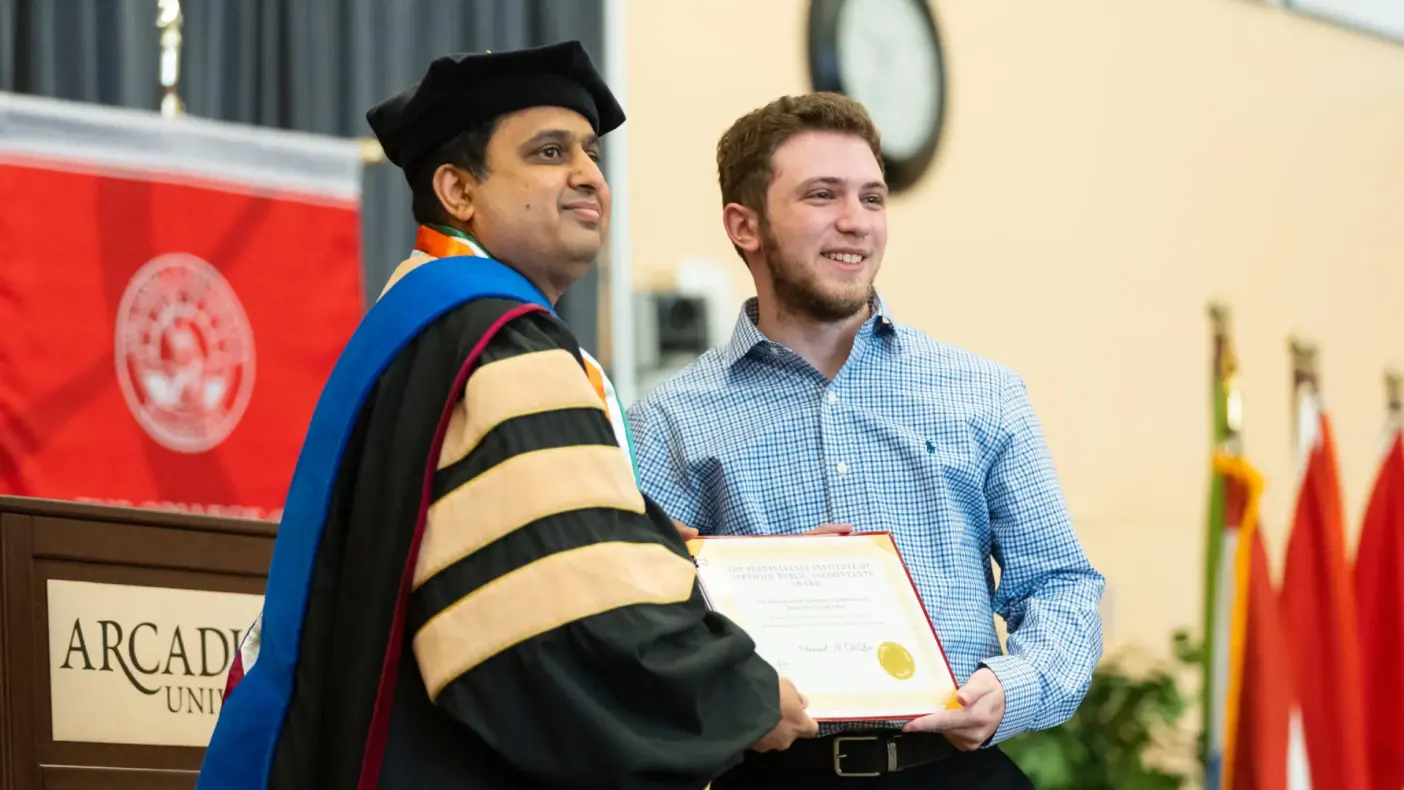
0, 496, 275, 790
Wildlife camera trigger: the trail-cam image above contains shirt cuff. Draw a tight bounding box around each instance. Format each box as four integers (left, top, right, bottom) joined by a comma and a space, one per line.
979, 654, 1042, 745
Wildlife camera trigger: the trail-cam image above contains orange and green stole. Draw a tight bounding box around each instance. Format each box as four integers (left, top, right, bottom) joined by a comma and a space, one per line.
390, 224, 637, 478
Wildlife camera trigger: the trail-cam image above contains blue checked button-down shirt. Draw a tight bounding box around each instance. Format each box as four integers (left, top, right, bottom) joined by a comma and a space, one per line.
626, 296, 1105, 744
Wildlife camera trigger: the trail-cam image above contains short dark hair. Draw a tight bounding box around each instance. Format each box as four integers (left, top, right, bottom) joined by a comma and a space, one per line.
408, 118, 499, 226
716, 92, 882, 215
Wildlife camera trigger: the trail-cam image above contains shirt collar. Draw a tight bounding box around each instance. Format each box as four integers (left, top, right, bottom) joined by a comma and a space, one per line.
417, 224, 490, 259
720, 292, 897, 368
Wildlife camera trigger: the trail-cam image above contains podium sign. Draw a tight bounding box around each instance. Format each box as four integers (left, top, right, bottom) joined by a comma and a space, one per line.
0, 496, 275, 790
45, 580, 263, 748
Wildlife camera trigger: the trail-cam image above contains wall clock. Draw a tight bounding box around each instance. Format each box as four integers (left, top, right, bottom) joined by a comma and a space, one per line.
808, 0, 947, 193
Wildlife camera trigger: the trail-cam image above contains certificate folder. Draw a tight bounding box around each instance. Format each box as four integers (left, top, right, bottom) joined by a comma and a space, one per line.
685, 532, 962, 722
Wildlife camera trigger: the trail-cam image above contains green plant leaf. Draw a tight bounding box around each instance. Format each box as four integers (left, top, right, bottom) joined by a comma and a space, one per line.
1004, 633, 1194, 789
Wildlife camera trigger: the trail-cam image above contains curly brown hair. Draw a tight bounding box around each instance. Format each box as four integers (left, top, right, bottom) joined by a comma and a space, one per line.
716, 92, 883, 216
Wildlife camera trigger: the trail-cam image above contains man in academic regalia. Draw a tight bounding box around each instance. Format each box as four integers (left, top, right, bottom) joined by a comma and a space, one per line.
195, 41, 816, 790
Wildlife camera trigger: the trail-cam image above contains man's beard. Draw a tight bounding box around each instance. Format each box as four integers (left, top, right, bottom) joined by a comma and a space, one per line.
759, 219, 873, 323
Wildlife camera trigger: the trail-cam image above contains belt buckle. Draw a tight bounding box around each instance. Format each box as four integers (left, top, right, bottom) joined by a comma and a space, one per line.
832, 735, 889, 778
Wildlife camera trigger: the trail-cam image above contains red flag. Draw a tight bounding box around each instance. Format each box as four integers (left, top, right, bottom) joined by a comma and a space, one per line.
1229, 527, 1292, 790
1213, 453, 1290, 790
1356, 431, 1404, 790
0, 93, 364, 520
1280, 400, 1370, 788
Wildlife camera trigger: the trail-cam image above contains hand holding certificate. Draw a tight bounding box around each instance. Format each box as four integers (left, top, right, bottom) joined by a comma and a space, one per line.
686, 532, 961, 722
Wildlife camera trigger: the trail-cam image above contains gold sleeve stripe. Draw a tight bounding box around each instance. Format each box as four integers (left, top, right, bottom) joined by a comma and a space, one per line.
414, 541, 698, 701
437, 348, 606, 470
415, 444, 645, 589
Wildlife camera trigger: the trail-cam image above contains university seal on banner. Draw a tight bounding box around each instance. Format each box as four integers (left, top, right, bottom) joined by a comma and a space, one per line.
114, 253, 256, 453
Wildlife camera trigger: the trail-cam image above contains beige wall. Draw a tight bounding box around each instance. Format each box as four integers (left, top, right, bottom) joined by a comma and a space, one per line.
626, 0, 1404, 658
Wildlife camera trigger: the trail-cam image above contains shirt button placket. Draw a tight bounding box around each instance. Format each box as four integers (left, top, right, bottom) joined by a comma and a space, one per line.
825, 388, 844, 477
825, 386, 845, 476
821, 386, 846, 523
830, 393, 848, 516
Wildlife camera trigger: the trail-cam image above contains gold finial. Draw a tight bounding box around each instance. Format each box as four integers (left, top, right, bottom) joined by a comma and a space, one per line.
1207, 301, 1229, 330
1208, 303, 1235, 378
156, 0, 185, 117
1386, 369, 1402, 417
1289, 336, 1319, 391
357, 138, 385, 165
1208, 302, 1242, 438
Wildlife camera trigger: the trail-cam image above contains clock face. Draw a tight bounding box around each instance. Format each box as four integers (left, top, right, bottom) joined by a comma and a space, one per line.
809, 0, 946, 192
835, 0, 943, 162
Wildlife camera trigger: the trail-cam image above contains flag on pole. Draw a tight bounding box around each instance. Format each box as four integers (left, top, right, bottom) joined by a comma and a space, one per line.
1214, 451, 1291, 790
1280, 372, 1370, 789
1355, 406, 1404, 790
0, 91, 365, 520
1202, 308, 1290, 790
1201, 316, 1240, 790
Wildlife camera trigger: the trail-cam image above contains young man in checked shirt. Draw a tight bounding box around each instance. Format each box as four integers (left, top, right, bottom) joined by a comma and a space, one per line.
626, 93, 1105, 788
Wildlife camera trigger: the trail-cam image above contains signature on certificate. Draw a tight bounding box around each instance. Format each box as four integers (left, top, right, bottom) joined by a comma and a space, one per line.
798, 640, 873, 654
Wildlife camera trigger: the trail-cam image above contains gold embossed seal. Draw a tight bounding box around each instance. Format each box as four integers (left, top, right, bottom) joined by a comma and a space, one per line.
877, 641, 915, 680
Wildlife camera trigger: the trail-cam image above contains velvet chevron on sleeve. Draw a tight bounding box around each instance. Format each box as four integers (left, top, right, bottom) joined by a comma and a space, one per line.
404, 310, 783, 789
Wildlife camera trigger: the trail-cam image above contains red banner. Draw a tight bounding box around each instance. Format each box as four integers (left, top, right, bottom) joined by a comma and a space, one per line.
0, 94, 364, 521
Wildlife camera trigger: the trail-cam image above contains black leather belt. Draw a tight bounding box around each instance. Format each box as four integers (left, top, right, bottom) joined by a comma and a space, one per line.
780, 731, 957, 777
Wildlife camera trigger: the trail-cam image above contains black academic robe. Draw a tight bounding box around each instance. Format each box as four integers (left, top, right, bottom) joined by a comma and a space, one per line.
266, 297, 782, 789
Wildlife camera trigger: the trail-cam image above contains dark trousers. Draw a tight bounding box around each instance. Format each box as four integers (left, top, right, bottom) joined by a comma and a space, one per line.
711, 732, 1034, 789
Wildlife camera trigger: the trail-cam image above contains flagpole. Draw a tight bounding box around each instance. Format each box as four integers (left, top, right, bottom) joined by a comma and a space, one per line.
1284, 333, 1328, 787
155, 0, 384, 166
1204, 301, 1242, 790
156, 0, 185, 117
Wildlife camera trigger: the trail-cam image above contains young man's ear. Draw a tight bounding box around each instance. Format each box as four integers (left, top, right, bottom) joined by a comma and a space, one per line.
722, 203, 762, 255
432, 164, 477, 224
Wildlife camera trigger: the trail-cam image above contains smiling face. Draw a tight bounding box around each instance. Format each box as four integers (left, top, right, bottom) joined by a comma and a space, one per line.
434, 105, 609, 301
741, 130, 888, 322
